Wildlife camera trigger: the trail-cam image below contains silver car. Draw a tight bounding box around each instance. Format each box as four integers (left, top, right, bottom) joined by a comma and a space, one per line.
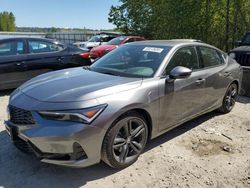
5, 40, 242, 168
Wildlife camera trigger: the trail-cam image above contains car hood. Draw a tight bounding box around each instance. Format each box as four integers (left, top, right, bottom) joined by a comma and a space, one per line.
230, 46, 250, 52
18, 68, 142, 103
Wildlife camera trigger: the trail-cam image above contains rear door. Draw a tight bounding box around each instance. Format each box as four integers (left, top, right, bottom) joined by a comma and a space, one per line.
25, 39, 67, 80
197, 46, 227, 108
0, 39, 27, 90
158, 46, 206, 131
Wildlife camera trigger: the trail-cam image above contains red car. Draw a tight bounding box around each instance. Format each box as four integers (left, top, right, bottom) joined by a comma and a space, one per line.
89, 36, 145, 61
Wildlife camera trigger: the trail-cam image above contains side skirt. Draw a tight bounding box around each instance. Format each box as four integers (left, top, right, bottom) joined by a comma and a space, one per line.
150, 103, 221, 139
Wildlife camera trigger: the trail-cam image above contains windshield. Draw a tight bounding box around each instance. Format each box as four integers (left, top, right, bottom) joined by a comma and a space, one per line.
88, 36, 101, 42
90, 44, 172, 78
107, 36, 126, 45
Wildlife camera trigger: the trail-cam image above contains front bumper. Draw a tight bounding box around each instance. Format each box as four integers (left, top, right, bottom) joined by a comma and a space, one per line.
5, 117, 106, 168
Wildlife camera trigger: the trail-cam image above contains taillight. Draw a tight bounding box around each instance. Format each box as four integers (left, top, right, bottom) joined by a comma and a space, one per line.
80, 52, 90, 59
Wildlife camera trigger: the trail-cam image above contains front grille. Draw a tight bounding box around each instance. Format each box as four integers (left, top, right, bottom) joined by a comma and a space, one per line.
9, 105, 35, 125
235, 53, 250, 66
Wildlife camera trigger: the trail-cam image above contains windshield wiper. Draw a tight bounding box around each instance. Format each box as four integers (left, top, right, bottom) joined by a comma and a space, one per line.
100, 71, 119, 76
90, 67, 121, 76
82, 66, 91, 70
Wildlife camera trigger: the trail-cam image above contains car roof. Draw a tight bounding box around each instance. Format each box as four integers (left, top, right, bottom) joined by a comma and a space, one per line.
0, 36, 61, 44
116, 35, 143, 39
131, 39, 202, 46
131, 39, 221, 48
128, 39, 225, 53
124, 36, 144, 38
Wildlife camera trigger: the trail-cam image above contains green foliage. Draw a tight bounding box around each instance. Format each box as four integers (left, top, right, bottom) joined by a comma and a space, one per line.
0, 11, 16, 32
109, 0, 250, 51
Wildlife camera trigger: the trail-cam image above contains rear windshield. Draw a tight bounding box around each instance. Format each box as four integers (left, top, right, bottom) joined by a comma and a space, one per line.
107, 36, 127, 45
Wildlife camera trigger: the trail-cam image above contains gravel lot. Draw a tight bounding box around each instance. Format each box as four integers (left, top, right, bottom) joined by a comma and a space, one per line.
0, 90, 250, 188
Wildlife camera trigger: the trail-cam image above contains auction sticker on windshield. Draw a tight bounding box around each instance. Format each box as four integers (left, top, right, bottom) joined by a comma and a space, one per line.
143, 47, 164, 53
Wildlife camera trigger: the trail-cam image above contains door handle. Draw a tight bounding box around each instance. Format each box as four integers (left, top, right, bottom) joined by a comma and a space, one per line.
15, 61, 25, 66
195, 78, 205, 85
224, 71, 231, 77
57, 57, 65, 61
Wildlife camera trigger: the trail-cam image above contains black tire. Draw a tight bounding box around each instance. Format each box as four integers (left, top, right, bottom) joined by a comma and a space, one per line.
101, 111, 148, 169
218, 83, 238, 114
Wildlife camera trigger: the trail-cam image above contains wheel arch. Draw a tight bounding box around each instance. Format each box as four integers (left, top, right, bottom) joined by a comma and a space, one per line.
114, 108, 153, 140
229, 80, 240, 93
102, 107, 153, 144
128, 108, 153, 140
100, 108, 153, 167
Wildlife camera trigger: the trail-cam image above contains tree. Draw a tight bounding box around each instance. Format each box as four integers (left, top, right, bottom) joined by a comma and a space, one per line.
109, 0, 250, 51
0, 11, 16, 31
8, 12, 16, 31
109, 0, 154, 38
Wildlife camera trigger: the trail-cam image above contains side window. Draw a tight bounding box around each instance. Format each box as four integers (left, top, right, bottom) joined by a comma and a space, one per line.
0, 41, 24, 56
165, 46, 200, 75
28, 40, 64, 54
17, 42, 24, 54
199, 46, 223, 67
218, 51, 226, 63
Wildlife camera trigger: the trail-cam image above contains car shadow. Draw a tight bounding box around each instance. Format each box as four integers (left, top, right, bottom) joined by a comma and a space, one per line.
144, 110, 221, 152
0, 110, 221, 188
0, 129, 121, 188
0, 89, 14, 97
237, 95, 250, 104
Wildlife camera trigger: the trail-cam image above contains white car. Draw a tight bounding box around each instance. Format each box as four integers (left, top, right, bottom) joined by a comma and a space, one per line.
74, 35, 115, 50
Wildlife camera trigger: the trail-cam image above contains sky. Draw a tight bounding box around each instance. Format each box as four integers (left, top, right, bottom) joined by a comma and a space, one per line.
0, 0, 120, 29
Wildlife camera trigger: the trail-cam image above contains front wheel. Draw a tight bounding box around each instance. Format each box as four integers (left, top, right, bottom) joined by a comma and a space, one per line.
218, 83, 238, 113
102, 112, 148, 169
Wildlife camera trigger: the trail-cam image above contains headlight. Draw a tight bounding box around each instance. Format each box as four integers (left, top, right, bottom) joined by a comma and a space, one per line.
38, 104, 107, 124
229, 52, 236, 59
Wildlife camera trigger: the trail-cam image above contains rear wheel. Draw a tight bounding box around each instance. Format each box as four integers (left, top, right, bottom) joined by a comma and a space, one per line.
218, 83, 238, 113
102, 112, 148, 169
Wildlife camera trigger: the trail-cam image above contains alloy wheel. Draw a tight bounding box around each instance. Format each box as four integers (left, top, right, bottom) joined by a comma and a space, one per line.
112, 118, 147, 164
225, 84, 238, 111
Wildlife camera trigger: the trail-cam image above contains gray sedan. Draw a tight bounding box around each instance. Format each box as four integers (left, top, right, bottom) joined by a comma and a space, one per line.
5, 40, 242, 168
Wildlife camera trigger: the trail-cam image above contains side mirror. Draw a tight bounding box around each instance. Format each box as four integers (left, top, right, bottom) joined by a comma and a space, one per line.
169, 66, 192, 79
235, 40, 242, 47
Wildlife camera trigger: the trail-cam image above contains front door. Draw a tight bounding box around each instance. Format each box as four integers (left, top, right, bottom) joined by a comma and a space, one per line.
158, 46, 206, 131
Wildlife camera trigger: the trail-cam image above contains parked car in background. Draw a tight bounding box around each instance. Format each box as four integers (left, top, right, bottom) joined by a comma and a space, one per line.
89, 36, 145, 61
229, 32, 250, 96
0, 37, 91, 90
229, 32, 250, 66
5, 40, 242, 169
73, 34, 117, 50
